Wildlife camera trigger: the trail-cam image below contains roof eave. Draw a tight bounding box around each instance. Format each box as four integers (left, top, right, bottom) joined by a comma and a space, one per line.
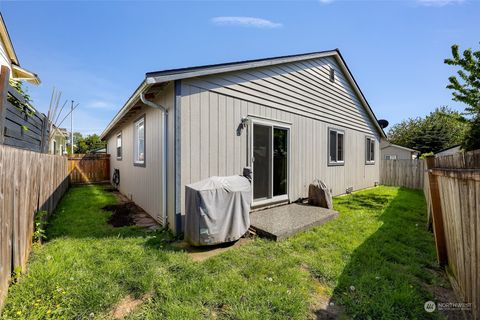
100, 80, 148, 140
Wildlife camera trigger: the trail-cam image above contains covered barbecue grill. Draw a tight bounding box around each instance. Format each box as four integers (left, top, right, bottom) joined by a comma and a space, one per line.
185, 174, 252, 246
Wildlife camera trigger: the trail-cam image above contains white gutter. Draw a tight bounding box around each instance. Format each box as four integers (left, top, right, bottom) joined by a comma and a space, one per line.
140, 92, 168, 227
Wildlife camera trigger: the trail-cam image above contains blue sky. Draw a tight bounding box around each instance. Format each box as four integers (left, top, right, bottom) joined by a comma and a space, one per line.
1, 0, 479, 135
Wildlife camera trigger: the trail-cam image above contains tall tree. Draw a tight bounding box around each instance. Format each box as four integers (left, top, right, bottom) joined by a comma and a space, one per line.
444, 44, 480, 151
73, 133, 106, 154
387, 107, 468, 154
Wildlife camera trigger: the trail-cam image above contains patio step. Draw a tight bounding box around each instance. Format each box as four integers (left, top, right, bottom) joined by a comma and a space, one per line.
249, 203, 338, 241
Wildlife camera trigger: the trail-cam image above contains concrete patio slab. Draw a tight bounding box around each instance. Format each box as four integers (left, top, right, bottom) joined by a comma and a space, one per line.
250, 203, 338, 241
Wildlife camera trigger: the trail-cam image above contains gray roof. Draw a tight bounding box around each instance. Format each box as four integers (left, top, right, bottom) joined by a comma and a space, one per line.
101, 49, 386, 139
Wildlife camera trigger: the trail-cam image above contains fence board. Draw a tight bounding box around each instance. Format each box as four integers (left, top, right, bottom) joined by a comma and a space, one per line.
426, 151, 480, 319
0, 145, 68, 310
0, 76, 49, 153
380, 159, 425, 189
68, 154, 110, 184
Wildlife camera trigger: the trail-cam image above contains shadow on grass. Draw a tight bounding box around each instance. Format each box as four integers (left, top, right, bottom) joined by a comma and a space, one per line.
318, 188, 447, 319
46, 185, 152, 240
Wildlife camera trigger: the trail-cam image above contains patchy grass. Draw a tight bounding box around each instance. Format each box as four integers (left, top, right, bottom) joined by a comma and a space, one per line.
1, 185, 449, 319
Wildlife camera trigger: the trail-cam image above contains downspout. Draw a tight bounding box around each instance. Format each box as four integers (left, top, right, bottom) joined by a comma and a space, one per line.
140, 92, 168, 227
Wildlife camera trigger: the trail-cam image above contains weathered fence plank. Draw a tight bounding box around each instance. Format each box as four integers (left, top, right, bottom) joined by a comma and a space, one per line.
382, 152, 479, 318
0, 68, 49, 153
0, 145, 68, 310
427, 150, 480, 318
68, 154, 110, 184
380, 159, 425, 189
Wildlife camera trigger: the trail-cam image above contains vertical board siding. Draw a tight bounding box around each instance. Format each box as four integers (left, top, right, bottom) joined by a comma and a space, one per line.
107, 84, 174, 225
0, 145, 68, 309
179, 56, 381, 214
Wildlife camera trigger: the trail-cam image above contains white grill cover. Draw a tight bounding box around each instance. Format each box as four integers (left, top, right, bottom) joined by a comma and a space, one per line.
185, 175, 252, 246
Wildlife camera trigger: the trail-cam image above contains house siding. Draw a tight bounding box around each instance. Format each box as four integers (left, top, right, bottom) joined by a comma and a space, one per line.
179, 56, 380, 216
106, 83, 174, 225
381, 145, 413, 160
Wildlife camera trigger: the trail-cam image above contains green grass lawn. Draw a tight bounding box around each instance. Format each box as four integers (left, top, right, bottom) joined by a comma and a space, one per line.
0, 185, 450, 319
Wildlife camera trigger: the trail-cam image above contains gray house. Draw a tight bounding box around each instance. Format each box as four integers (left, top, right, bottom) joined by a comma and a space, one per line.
100, 50, 386, 233
380, 142, 419, 160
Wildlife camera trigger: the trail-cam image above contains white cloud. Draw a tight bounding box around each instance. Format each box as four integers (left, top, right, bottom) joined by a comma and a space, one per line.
87, 100, 115, 110
211, 16, 282, 28
417, 0, 464, 6
318, 0, 335, 4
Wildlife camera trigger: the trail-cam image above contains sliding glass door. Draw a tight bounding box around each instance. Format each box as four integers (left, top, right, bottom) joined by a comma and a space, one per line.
252, 121, 289, 203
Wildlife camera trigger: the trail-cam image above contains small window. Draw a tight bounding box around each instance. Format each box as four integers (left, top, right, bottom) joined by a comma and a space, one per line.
53, 140, 57, 155
134, 117, 145, 166
116, 132, 122, 160
328, 128, 344, 165
385, 155, 397, 160
366, 137, 375, 164
329, 67, 335, 82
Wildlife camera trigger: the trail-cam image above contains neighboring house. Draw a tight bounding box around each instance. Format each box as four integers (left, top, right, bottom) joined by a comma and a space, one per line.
435, 144, 461, 157
380, 142, 419, 160
49, 127, 68, 155
101, 49, 386, 233
90, 147, 107, 154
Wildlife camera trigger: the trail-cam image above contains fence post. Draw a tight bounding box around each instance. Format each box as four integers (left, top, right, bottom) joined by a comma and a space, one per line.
425, 155, 448, 266
0, 65, 10, 145
40, 115, 49, 153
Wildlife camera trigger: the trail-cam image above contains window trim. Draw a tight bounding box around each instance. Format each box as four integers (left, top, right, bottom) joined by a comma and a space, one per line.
116, 131, 122, 160
133, 115, 146, 167
248, 116, 291, 207
385, 154, 397, 160
365, 136, 376, 165
327, 127, 345, 166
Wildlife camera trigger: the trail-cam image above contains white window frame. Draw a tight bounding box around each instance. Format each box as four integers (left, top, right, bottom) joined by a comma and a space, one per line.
385, 154, 397, 160
366, 136, 375, 164
116, 132, 122, 160
248, 115, 291, 207
328, 128, 345, 166
133, 116, 145, 167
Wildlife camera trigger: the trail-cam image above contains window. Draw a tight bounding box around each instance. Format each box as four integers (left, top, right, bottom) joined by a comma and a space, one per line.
134, 117, 145, 166
366, 137, 375, 164
385, 155, 397, 160
53, 140, 57, 155
329, 67, 335, 82
116, 132, 122, 160
328, 128, 344, 165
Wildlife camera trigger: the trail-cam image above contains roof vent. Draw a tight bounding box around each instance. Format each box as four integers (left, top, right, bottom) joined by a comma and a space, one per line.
329, 67, 335, 82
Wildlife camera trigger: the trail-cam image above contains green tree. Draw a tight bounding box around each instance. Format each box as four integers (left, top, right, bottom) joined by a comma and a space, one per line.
387, 107, 468, 154
73, 133, 106, 153
444, 44, 480, 151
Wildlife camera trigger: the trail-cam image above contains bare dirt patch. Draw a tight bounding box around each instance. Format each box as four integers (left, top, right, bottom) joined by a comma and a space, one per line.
102, 187, 159, 230
422, 268, 472, 320
102, 203, 136, 227
300, 264, 345, 320
110, 293, 152, 319
173, 237, 251, 262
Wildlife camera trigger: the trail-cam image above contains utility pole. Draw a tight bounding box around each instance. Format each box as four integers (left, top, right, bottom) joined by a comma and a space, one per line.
70, 100, 74, 154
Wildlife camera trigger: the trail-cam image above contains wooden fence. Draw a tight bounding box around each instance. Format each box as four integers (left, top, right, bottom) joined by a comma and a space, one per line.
68, 154, 110, 184
425, 151, 480, 318
0, 65, 49, 153
380, 159, 425, 189
0, 145, 68, 309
